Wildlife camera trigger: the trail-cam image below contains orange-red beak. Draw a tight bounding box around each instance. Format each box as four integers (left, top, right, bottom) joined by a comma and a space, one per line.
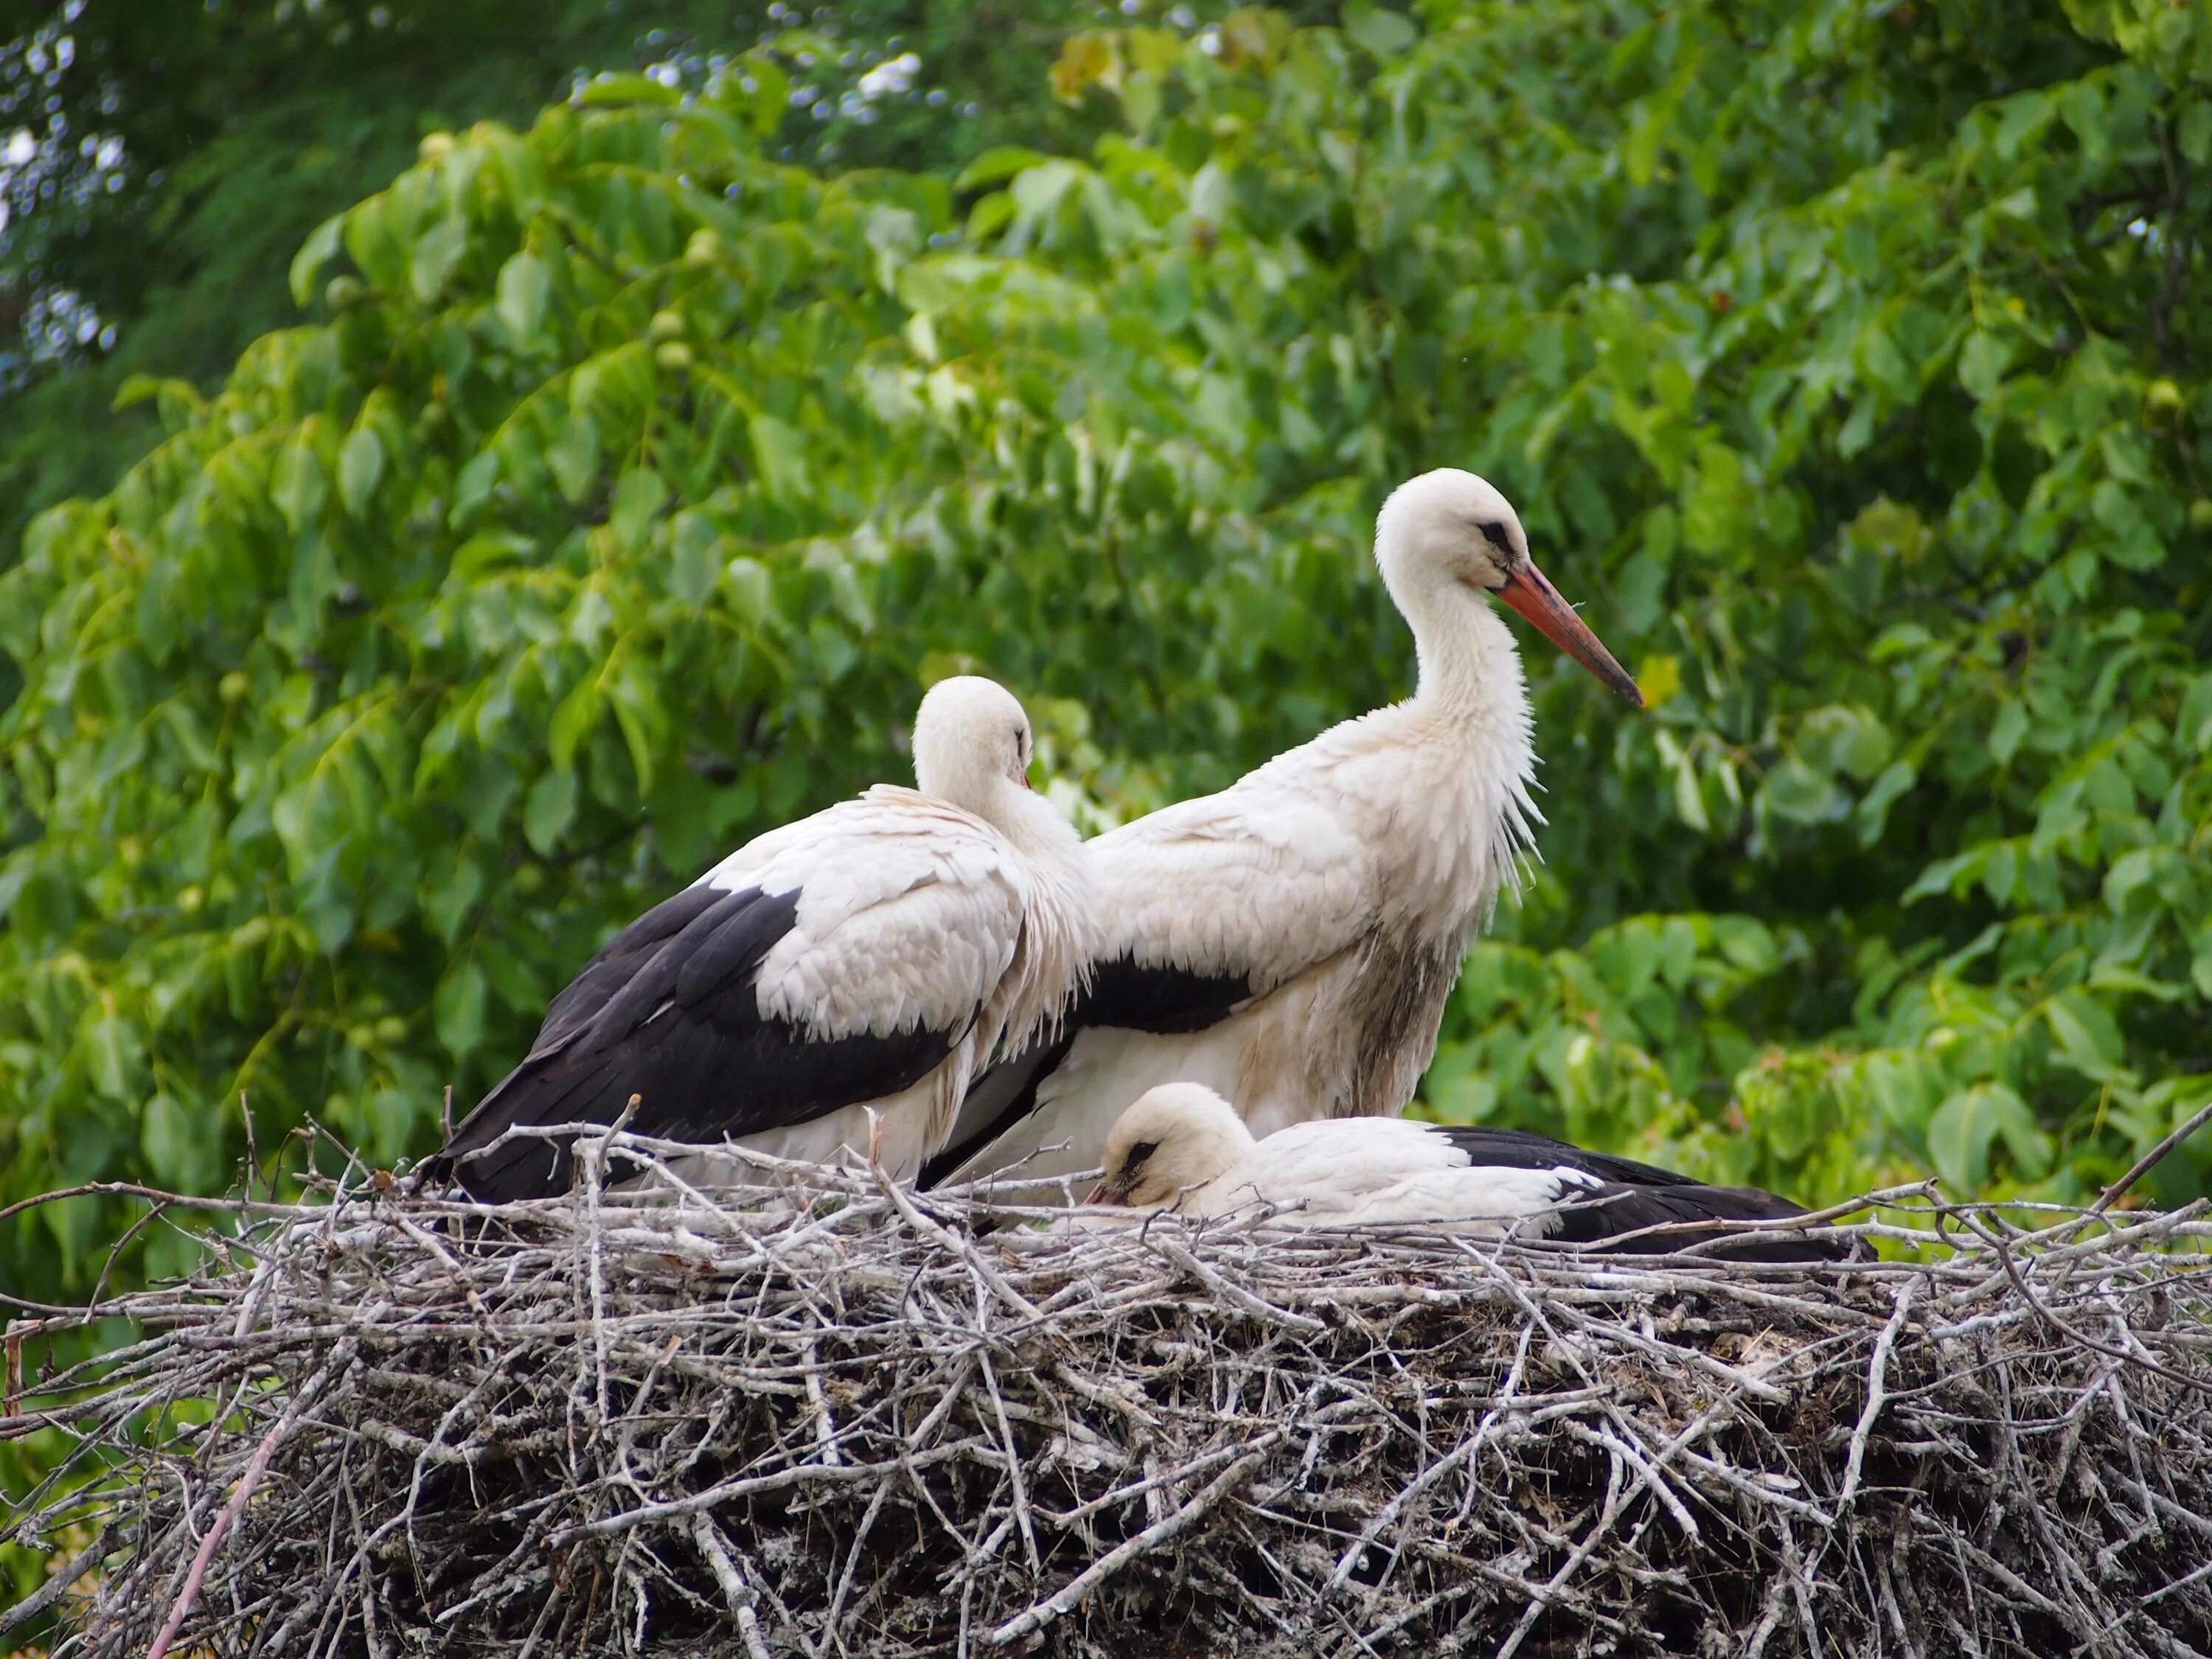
1498, 560, 1644, 707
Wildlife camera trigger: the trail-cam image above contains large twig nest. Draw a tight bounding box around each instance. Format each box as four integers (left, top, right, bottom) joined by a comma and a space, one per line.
7, 1132, 2212, 1658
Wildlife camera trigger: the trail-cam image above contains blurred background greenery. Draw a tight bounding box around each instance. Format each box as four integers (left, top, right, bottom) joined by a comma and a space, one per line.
2, 0, 2210, 1600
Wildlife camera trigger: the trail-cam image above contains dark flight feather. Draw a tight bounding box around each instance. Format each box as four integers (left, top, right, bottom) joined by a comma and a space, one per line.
429, 885, 968, 1201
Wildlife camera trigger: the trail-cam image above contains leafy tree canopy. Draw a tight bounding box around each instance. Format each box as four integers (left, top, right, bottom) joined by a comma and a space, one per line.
4, 0, 2211, 1327
0, 0, 1146, 566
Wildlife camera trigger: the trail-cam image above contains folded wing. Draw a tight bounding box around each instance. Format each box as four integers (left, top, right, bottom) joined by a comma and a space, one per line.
431, 788, 1030, 1200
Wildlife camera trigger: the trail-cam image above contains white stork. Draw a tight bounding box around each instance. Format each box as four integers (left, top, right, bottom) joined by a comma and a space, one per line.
925, 469, 1643, 1189
1084, 1084, 1839, 1261
430, 675, 1096, 1200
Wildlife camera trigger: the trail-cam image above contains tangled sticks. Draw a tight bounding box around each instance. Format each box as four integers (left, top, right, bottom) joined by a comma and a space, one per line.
7, 1133, 2212, 1658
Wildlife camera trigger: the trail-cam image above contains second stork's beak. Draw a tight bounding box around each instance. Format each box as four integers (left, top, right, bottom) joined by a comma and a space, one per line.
1498, 560, 1644, 708
1082, 1169, 1135, 1206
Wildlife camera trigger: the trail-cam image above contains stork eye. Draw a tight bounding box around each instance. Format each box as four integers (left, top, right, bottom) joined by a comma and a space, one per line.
1474, 518, 1513, 552
1124, 1141, 1158, 1169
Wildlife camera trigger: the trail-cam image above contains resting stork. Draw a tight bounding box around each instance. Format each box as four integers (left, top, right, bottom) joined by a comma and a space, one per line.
428, 676, 1095, 1200
925, 469, 1641, 1189
1085, 1084, 1840, 1262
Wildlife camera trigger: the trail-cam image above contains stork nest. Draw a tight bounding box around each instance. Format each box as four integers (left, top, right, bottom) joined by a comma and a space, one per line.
7, 1130, 2212, 1659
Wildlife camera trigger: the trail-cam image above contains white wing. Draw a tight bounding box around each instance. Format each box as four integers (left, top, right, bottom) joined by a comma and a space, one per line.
703, 785, 1032, 1040
1088, 771, 1375, 990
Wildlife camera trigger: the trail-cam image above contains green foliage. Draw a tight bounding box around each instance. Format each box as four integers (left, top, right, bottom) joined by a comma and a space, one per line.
4, 0, 2212, 1321
0, 0, 1161, 573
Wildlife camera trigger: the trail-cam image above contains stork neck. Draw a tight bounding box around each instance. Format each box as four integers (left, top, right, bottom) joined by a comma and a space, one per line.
1406, 587, 1526, 722
982, 784, 1093, 914
985, 782, 1066, 858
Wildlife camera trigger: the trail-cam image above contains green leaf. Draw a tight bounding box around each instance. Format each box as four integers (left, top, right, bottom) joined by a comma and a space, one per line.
422, 852, 485, 945
1710, 917, 1778, 974
1857, 321, 1913, 403
1928, 1084, 2032, 1191
479, 935, 546, 1012
608, 654, 669, 791
1957, 330, 2013, 400
1854, 761, 1915, 846
291, 212, 348, 307
410, 215, 471, 303
2180, 102, 2212, 167
496, 251, 552, 342
1672, 751, 1709, 832
955, 146, 1052, 191
1982, 841, 2018, 905
2085, 964, 2187, 1003
2178, 675, 2212, 754
748, 414, 807, 500
669, 510, 723, 605
338, 425, 386, 515
0, 862, 32, 922
524, 765, 577, 855
1903, 851, 1977, 904
574, 70, 684, 107
1658, 917, 1697, 990
1762, 757, 1848, 825
272, 434, 328, 532
1928, 1082, 2051, 1186
1990, 700, 2028, 767
141, 1093, 206, 1188
548, 675, 604, 771
86, 1009, 145, 1102
434, 959, 488, 1060
721, 556, 773, 627
1343, 2, 1418, 58
1800, 705, 1893, 782
451, 449, 501, 522
609, 467, 669, 551
547, 411, 599, 503
1992, 90, 2052, 161
2043, 992, 2132, 1085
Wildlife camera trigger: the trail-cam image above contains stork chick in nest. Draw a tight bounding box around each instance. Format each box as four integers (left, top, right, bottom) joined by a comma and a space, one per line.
1084, 1083, 1843, 1262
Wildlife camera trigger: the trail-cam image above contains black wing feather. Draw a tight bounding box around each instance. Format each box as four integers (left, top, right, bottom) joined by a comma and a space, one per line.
428, 884, 967, 1201
534, 884, 728, 1048
1430, 1124, 1843, 1262
1549, 1178, 1843, 1263
1074, 954, 1253, 1034
1432, 1124, 1705, 1190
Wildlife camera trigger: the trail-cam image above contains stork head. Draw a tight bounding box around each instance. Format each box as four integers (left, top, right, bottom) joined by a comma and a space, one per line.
912, 675, 1035, 804
1375, 469, 1643, 707
1085, 1082, 1256, 1209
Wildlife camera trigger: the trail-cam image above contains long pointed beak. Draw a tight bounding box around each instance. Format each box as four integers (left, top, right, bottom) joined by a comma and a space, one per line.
1498, 560, 1644, 708
1082, 1176, 1121, 1206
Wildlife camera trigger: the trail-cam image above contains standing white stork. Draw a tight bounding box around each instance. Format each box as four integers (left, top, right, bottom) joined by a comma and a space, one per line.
924, 469, 1642, 1190
428, 675, 1096, 1200
1084, 1084, 1840, 1262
